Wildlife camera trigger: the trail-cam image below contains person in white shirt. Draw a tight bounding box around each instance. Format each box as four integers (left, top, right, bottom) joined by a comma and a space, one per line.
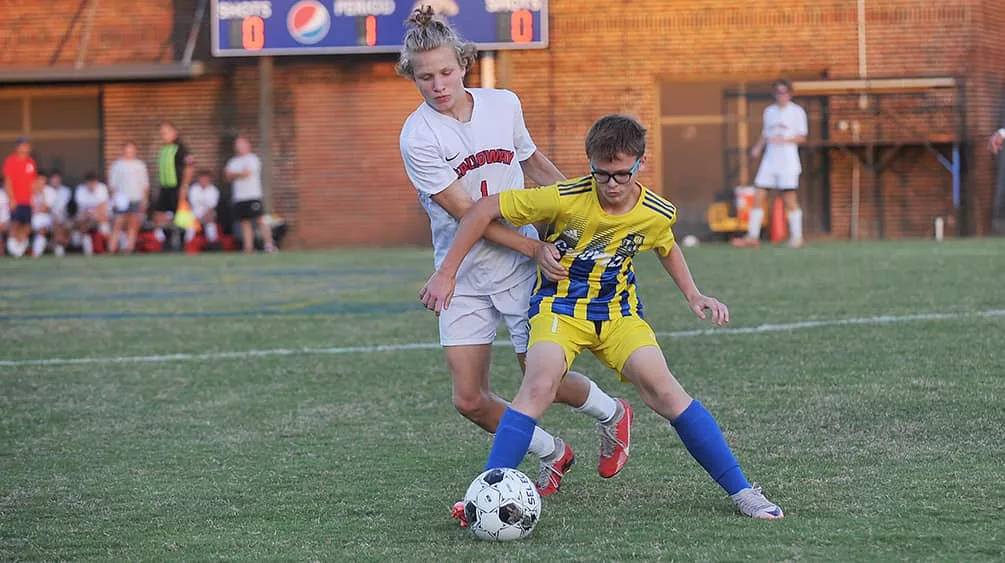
186, 170, 220, 244
74, 172, 111, 256
0, 189, 8, 257
46, 171, 73, 256
29, 171, 59, 257
733, 78, 809, 249
224, 136, 276, 253
398, 7, 629, 505
107, 141, 150, 253
988, 127, 1005, 154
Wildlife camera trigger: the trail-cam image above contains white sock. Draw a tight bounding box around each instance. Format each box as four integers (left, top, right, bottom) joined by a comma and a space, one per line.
747, 208, 764, 239
154, 228, 165, 242
788, 208, 803, 241
527, 426, 557, 460
54, 245, 65, 257
32, 234, 47, 257
70, 231, 82, 246
205, 222, 218, 242
82, 235, 93, 256
574, 380, 619, 423
118, 232, 128, 250
184, 228, 196, 243
8, 237, 25, 257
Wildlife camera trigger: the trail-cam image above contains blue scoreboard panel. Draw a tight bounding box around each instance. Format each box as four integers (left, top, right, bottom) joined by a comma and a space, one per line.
211, 0, 548, 57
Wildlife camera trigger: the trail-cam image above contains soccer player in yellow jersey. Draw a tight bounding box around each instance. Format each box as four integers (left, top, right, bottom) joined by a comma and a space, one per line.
420, 114, 784, 519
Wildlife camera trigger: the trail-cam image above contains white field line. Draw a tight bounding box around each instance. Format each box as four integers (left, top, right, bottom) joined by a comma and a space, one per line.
1, 308, 1003, 369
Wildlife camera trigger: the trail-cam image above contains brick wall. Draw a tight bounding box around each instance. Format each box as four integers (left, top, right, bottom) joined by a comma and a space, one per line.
4, 0, 1003, 245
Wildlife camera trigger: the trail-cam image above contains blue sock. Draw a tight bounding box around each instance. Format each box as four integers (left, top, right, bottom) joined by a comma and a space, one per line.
485, 408, 537, 471
671, 400, 751, 495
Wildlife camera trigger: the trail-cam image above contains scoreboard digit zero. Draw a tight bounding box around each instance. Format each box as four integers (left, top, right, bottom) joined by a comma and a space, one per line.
211, 0, 548, 57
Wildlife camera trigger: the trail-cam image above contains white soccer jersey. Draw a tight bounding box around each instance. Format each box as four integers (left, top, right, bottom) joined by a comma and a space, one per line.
225, 154, 263, 202
400, 88, 539, 297
33, 185, 57, 213
51, 185, 72, 221
188, 182, 220, 219
759, 102, 808, 175
0, 190, 9, 224
75, 182, 109, 214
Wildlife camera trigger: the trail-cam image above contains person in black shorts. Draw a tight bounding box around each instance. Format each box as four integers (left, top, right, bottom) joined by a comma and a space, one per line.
224, 136, 276, 253
154, 122, 195, 249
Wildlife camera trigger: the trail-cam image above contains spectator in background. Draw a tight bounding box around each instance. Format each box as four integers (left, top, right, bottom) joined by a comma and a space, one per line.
154, 122, 195, 250
74, 172, 110, 256
0, 187, 8, 257
733, 79, 808, 249
187, 170, 220, 245
225, 136, 276, 253
107, 141, 150, 254
988, 128, 1005, 154
3, 136, 37, 257
47, 171, 72, 256
30, 170, 59, 257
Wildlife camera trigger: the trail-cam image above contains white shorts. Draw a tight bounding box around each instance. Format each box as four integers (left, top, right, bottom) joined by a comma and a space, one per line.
31, 213, 53, 231
438, 274, 535, 353
754, 166, 800, 190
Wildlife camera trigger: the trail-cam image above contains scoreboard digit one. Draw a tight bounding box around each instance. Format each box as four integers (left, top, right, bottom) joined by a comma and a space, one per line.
211, 0, 548, 57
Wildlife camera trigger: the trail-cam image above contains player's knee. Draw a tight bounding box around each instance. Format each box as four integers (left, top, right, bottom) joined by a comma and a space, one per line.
452, 389, 492, 420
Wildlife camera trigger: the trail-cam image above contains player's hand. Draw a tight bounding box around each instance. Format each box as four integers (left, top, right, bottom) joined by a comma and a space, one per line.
535, 242, 568, 281
419, 271, 456, 316
687, 294, 730, 327
749, 145, 762, 159
987, 132, 1003, 155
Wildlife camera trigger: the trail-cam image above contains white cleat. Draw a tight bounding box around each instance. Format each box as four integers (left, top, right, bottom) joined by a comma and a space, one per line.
731, 485, 784, 519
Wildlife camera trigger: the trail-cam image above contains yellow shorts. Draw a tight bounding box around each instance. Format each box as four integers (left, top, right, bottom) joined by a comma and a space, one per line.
528, 313, 660, 381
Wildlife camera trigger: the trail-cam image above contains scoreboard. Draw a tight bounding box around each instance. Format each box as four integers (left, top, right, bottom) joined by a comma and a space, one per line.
211, 0, 548, 57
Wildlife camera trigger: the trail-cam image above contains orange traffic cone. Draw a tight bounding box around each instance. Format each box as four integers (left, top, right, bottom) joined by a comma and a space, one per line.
770, 196, 788, 244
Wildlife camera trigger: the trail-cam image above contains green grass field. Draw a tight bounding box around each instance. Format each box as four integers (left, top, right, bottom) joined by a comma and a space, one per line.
2, 240, 1003, 562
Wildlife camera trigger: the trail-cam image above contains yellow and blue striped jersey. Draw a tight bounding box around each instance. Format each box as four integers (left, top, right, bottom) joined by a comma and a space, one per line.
499, 175, 677, 321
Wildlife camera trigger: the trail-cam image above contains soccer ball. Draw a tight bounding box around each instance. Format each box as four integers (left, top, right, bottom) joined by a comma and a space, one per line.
462, 468, 541, 541
682, 234, 700, 248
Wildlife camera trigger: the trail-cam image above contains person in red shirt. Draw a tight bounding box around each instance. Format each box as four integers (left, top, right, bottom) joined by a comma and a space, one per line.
3, 137, 37, 257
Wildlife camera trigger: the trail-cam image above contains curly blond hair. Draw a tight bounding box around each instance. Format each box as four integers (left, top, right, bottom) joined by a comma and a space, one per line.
395, 6, 477, 79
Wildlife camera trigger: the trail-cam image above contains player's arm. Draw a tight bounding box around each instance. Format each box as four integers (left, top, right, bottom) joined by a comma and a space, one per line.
422, 187, 561, 314
751, 112, 769, 157
421, 194, 506, 313
520, 150, 565, 186
179, 149, 195, 201
656, 245, 729, 327
431, 181, 543, 259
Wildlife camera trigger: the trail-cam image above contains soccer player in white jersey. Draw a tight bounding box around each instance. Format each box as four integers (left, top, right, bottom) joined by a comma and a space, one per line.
30, 171, 58, 257
733, 79, 809, 248
397, 6, 633, 508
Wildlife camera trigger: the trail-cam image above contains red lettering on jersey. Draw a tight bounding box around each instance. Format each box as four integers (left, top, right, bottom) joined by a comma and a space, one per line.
452, 148, 516, 179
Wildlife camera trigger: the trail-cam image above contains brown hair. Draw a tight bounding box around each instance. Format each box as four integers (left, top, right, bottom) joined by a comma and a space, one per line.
772, 78, 793, 93
585, 114, 648, 162
395, 6, 477, 79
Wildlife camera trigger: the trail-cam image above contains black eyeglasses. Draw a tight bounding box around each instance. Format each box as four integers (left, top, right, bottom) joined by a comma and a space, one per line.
590, 158, 641, 185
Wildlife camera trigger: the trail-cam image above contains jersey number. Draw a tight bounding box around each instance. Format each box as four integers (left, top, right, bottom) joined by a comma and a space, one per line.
480, 180, 488, 198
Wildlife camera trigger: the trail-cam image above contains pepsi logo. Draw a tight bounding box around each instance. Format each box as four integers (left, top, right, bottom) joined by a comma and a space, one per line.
287, 0, 331, 45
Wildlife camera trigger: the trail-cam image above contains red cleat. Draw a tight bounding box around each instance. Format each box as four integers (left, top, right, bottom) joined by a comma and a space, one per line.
598, 398, 633, 478
451, 501, 468, 527
536, 439, 575, 497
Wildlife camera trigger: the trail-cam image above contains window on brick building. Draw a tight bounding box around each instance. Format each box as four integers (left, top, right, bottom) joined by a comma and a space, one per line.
0, 89, 101, 188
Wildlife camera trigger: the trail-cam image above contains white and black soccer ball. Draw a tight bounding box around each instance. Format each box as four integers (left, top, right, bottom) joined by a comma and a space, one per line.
462, 468, 541, 541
